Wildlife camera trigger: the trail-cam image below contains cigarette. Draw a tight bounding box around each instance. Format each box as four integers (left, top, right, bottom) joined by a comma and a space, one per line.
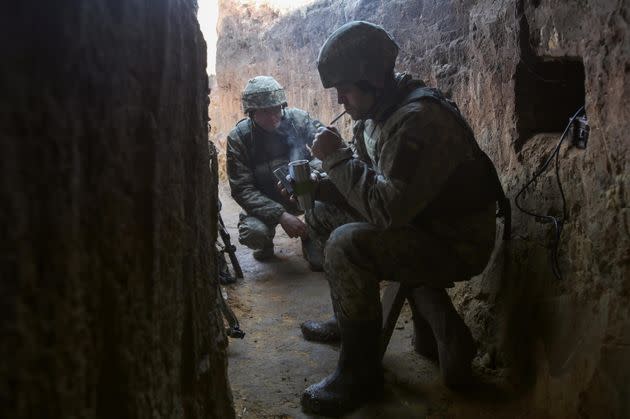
329, 110, 347, 125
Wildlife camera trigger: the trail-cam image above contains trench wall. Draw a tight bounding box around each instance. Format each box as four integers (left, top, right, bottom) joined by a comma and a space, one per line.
1, 1, 234, 417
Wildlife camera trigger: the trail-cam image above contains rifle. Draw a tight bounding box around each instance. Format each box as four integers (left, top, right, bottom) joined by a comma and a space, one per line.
218, 213, 243, 279
208, 140, 245, 338
218, 284, 245, 339
216, 213, 245, 339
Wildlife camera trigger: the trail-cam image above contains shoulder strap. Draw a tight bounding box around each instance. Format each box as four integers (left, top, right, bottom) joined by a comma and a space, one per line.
234, 118, 256, 167
234, 118, 250, 145
351, 120, 371, 162
401, 87, 511, 240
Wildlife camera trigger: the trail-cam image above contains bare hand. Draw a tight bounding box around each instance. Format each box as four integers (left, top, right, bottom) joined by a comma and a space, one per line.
277, 181, 297, 204
279, 212, 308, 238
311, 126, 343, 160
278, 173, 321, 204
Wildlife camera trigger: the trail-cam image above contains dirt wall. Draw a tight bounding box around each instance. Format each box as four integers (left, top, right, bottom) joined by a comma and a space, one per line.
212, 0, 629, 416
1, 1, 233, 417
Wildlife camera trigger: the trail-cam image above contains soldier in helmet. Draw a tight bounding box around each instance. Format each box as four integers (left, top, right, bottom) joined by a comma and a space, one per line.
226, 76, 325, 269
298, 21, 507, 416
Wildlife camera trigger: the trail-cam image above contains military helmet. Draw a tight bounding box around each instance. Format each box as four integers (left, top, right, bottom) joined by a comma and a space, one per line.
241, 76, 288, 114
317, 21, 399, 89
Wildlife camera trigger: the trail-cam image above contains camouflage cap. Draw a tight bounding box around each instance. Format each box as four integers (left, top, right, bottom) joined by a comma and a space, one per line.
317, 21, 399, 89
241, 76, 288, 114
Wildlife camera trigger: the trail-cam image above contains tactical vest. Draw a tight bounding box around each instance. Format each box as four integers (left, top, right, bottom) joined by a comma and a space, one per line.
401, 87, 511, 240
355, 86, 511, 240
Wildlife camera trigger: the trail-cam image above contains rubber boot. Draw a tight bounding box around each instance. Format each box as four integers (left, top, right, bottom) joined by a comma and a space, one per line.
301, 237, 323, 272
253, 244, 274, 261
301, 316, 384, 417
300, 317, 340, 342
408, 297, 438, 360
411, 286, 476, 389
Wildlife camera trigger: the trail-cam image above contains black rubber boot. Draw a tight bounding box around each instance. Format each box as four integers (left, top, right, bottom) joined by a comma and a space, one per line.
411, 286, 476, 389
300, 317, 340, 342
301, 316, 383, 417
301, 237, 323, 272
408, 297, 438, 360
253, 244, 274, 261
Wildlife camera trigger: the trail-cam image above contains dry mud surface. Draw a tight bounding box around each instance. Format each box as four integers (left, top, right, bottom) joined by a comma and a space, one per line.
219, 185, 520, 419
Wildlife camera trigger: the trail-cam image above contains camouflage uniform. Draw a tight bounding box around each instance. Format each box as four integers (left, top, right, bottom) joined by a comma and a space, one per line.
301, 22, 505, 417
320, 72, 497, 320
226, 108, 324, 250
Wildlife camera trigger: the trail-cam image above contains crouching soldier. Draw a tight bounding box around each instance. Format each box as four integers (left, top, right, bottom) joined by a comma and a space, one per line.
299, 21, 507, 416
227, 76, 325, 269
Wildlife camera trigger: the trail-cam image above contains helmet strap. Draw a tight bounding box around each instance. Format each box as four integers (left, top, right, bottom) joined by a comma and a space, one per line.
364, 74, 397, 120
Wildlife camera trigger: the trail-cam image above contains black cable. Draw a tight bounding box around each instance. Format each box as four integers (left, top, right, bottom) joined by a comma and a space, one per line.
515, 106, 585, 280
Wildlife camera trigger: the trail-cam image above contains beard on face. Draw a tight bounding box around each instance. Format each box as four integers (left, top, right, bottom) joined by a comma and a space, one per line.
343, 105, 360, 120
346, 105, 371, 121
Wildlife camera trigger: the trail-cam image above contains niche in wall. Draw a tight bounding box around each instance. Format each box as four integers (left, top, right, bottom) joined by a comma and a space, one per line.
514, 57, 585, 151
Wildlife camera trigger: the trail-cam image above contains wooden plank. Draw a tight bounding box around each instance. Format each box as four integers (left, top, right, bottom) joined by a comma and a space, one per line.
380, 282, 409, 358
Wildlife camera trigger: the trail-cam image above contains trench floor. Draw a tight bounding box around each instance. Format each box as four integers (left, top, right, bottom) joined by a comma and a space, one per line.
219, 185, 514, 419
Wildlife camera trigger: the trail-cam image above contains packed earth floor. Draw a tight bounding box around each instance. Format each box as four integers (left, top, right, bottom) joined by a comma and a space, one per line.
219, 184, 527, 419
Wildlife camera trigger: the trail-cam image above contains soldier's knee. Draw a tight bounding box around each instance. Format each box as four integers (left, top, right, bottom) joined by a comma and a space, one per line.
327, 222, 361, 248
238, 229, 270, 249
238, 219, 273, 249
325, 222, 374, 263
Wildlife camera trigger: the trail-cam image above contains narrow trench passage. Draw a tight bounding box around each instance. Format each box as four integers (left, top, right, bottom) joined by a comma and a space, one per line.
205, 1, 628, 416
218, 184, 512, 418
4, 1, 628, 418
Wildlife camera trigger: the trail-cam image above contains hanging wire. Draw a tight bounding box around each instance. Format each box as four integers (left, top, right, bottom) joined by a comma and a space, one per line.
514, 106, 586, 280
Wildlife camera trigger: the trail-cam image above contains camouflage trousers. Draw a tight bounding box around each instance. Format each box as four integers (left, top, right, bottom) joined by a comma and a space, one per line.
318, 205, 496, 322
239, 200, 495, 322
237, 201, 356, 251
237, 213, 276, 250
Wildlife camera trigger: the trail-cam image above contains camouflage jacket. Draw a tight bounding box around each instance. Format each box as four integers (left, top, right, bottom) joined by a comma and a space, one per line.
321, 73, 499, 271
226, 108, 322, 225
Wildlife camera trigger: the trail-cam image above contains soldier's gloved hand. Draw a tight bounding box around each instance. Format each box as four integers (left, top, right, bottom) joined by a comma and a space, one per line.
311, 126, 343, 160
279, 212, 308, 238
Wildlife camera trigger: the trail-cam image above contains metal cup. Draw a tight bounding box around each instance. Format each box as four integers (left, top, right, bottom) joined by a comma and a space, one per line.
288, 159, 313, 212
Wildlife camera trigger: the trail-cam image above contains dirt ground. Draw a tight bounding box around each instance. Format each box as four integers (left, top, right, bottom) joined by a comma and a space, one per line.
219, 185, 516, 419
